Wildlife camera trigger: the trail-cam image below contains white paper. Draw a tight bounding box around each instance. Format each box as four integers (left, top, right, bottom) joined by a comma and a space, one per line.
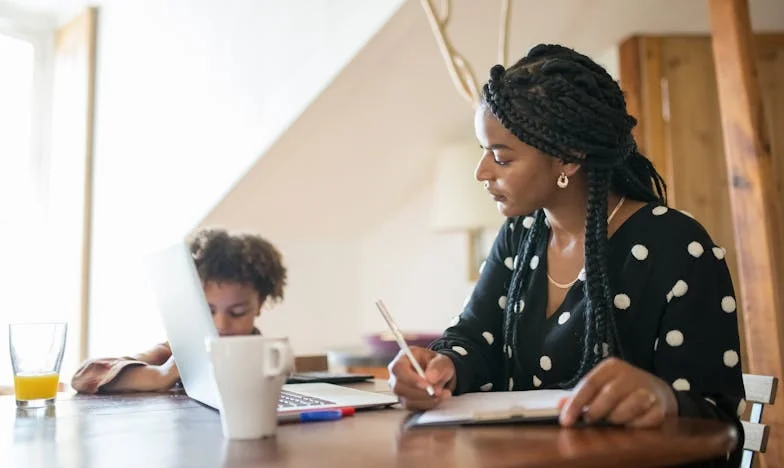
415, 389, 572, 425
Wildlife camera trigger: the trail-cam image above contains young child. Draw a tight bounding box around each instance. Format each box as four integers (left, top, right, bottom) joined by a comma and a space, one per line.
71, 228, 287, 393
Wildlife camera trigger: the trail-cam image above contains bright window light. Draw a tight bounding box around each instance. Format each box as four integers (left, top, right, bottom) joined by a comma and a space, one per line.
0, 32, 39, 386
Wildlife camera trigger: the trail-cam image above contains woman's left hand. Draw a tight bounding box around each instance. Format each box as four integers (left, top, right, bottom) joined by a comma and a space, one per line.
559, 357, 679, 428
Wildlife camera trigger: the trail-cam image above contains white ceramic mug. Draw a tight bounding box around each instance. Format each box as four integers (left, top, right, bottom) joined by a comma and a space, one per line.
205, 335, 294, 440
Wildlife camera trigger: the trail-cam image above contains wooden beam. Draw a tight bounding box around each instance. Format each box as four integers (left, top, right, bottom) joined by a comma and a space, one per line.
619, 37, 644, 149
618, 36, 674, 203
708, 1, 784, 467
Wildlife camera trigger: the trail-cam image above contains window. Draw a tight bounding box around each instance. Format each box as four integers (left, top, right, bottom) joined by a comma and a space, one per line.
0, 33, 36, 228
0, 26, 57, 385
0, 32, 43, 385
0, 7, 96, 388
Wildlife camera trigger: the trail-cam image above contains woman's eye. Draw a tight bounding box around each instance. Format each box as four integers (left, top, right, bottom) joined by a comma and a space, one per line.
229, 310, 248, 318
494, 158, 509, 166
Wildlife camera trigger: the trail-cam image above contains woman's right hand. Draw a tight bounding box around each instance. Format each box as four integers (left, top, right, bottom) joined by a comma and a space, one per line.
387, 346, 457, 411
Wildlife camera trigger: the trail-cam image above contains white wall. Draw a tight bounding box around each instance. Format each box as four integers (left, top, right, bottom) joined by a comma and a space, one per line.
594, 46, 620, 80
358, 185, 478, 338
87, 0, 405, 358
202, 182, 482, 358
255, 237, 363, 356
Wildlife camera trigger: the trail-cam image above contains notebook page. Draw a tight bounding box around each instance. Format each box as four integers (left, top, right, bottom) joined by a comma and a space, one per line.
415, 389, 572, 425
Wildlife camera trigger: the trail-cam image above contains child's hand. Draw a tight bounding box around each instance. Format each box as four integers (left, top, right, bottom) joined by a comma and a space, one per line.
156, 356, 181, 390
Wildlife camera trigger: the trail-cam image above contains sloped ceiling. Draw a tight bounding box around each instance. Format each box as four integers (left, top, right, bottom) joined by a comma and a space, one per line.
4, 0, 780, 240
200, 0, 782, 240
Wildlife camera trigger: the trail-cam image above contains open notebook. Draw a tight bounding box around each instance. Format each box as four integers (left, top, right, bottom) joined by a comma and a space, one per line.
405, 389, 573, 428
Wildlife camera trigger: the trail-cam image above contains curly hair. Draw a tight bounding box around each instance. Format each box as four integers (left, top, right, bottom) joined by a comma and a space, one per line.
187, 228, 287, 304
481, 44, 667, 388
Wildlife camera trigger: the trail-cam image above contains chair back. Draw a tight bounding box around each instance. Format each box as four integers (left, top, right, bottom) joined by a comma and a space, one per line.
741, 373, 778, 468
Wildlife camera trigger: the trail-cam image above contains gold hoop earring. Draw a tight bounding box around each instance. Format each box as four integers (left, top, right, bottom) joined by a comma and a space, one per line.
557, 172, 569, 189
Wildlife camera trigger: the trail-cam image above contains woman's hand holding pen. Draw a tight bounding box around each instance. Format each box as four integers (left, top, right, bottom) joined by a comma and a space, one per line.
388, 346, 456, 410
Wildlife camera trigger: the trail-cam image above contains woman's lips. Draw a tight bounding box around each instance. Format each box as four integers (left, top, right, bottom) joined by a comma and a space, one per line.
489, 192, 506, 202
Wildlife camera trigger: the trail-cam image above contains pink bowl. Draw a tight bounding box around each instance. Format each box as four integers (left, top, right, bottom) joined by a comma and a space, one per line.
364, 331, 443, 357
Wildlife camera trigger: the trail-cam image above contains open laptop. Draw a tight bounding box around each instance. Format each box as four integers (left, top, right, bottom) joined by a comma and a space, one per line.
144, 241, 398, 415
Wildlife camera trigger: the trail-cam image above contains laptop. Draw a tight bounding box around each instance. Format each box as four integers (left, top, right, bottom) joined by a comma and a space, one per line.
144, 241, 398, 415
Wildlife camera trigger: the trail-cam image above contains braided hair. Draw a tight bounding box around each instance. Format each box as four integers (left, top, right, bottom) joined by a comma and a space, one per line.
482, 44, 667, 388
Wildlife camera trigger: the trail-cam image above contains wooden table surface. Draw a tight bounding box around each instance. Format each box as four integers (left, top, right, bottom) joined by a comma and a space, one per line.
2, 381, 738, 468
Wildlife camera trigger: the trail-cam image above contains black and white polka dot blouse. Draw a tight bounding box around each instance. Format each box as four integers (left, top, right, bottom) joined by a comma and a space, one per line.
430, 202, 745, 463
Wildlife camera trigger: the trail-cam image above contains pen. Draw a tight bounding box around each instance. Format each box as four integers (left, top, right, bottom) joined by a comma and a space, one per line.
280, 407, 355, 424
374, 299, 436, 397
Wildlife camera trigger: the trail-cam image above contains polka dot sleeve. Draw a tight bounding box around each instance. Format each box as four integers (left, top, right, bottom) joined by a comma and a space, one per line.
429, 217, 519, 395
653, 240, 745, 460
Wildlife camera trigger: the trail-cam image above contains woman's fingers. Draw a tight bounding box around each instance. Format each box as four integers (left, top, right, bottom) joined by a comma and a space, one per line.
579, 380, 632, 424
399, 390, 452, 411
388, 347, 458, 410
388, 348, 438, 401
560, 358, 617, 426
627, 395, 667, 428
606, 387, 658, 425
423, 354, 457, 396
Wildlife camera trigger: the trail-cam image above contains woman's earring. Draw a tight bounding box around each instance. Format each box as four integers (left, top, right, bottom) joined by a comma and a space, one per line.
557, 172, 569, 189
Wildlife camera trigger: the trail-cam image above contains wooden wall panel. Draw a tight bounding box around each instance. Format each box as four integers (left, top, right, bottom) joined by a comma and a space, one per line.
621, 29, 784, 468
756, 35, 784, 322
657, 37, 748, 367
619, 37, 671, 192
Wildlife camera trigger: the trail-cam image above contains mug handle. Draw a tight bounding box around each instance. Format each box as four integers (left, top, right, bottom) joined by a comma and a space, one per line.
264, 341, 293, 378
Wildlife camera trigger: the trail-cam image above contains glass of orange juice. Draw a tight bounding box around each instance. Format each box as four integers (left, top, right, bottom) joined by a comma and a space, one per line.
9, 322, 68, 407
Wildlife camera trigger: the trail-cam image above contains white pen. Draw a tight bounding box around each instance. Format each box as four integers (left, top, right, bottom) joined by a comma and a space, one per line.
375, 299, 436, 397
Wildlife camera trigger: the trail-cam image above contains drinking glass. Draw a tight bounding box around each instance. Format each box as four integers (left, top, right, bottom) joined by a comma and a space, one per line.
9, 322, 68, 407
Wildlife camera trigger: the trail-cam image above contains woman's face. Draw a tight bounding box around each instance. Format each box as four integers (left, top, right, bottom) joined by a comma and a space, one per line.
473, 106, 564, 218
203, 281, 263, 336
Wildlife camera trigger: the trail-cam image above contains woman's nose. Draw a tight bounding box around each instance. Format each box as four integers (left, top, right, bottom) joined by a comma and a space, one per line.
475, 153, 492, 182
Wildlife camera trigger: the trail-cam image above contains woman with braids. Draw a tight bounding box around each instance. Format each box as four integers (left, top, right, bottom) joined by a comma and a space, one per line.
389, 44, 744, 463
71, 228, 287, 393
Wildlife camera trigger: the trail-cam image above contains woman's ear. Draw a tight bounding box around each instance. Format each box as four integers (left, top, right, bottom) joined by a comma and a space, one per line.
560, 161, 581, 178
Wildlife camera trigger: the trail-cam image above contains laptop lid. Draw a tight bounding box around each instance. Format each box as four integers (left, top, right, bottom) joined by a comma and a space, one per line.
144, 241, 222, 410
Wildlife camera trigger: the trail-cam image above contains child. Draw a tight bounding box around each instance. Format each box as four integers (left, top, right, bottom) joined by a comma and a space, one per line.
71, 228, 287, 393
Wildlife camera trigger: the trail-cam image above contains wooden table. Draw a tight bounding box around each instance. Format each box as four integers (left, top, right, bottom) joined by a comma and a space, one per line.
2, 382, 738, 467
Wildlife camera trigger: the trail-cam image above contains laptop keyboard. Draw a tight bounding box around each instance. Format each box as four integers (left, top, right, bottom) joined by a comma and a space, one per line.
278, 389, 335, 409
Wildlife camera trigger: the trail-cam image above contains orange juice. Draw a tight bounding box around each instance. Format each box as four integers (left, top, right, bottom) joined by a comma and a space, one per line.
14, 372, 60, 400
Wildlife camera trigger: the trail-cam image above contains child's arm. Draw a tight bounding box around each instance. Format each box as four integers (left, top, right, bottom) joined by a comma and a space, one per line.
70, 343, 180, 394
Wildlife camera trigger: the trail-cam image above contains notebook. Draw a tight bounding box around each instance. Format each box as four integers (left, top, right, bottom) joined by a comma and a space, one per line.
405, 389, 572, 428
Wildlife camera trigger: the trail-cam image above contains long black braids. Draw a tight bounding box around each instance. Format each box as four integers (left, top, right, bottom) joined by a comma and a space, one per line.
482, 44, 668, 389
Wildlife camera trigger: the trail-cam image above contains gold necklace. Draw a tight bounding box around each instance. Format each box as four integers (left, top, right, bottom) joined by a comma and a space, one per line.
546, 196, 626, 289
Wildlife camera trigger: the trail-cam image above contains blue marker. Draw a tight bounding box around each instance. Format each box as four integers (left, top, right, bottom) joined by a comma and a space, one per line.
281, 407, 355, 423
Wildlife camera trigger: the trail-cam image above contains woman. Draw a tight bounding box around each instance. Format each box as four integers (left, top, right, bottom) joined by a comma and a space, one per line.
71, 228, 287, 393
389, 44, 744, 464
